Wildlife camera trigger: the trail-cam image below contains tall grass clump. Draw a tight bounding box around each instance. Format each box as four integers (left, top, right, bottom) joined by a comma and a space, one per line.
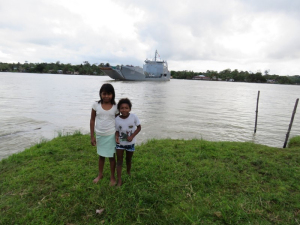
1, 134, 300, 224
56, 129, 82, 138
288, 135, 300, 148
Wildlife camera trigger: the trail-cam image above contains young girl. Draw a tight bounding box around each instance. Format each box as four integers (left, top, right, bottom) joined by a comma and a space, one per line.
115, 98, 141, 186
90, 83, 118, 186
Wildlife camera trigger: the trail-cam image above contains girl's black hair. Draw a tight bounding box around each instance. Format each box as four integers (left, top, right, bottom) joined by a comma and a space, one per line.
98, 83, 116, 104
117, 98, 132, 110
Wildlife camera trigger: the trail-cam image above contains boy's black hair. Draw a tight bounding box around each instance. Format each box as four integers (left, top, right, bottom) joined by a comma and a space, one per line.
117, 98, 132, 110
98, 83, 116, 104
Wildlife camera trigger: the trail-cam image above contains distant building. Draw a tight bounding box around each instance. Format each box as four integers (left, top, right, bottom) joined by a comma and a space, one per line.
192, 75, 210, 80
212, 76, 222, 81
267, 79, 276, 83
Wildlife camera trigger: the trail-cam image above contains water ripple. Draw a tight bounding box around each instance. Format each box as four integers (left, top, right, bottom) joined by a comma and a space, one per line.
0, 73, 299, 160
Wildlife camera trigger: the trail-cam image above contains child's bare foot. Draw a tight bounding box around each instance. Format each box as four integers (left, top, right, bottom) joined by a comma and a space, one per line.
93, 175, 103, 183
110, 178, 116, 186
117, 180, 122, 187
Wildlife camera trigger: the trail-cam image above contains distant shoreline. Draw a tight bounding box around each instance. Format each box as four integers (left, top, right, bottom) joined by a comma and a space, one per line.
2, 71, 300, 85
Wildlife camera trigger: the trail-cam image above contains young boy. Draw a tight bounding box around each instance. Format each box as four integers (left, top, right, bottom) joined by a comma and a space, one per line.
115, 98, 141, 186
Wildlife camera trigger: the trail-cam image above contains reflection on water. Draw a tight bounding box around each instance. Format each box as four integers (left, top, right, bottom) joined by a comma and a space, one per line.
0, 73, 299, 160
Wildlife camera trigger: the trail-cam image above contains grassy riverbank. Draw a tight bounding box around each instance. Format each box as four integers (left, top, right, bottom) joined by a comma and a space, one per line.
1, 133, 300, 224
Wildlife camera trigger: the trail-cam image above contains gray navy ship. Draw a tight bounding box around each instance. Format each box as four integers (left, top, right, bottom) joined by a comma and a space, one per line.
100, 50, 170, 81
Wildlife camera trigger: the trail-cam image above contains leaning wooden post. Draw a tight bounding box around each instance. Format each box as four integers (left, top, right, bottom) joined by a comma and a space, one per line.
254, 91, 260, 133
283, 98, 299, 148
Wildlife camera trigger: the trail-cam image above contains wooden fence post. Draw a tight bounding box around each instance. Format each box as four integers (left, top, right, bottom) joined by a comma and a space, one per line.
254, 91, 260, 133
283, 98, 299, 148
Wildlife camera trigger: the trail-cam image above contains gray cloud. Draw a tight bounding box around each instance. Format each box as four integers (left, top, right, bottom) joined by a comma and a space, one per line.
111, 0, 300, 74
0, 0, 299, 75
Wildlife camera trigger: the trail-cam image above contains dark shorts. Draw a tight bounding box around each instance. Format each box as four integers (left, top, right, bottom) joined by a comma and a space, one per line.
116, 144, 135, 152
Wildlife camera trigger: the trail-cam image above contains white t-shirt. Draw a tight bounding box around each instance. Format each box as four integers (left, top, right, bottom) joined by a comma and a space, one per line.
115, 113, 140, 145
92, 101, 118, 136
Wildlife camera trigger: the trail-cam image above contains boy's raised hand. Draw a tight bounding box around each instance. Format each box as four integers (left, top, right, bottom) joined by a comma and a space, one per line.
127, 135, 133, 142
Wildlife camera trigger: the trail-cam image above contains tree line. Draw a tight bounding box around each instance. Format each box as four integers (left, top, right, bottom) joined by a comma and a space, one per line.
0, 61, 110, 75
1, 61, 299, 84
171, 69, 300, 84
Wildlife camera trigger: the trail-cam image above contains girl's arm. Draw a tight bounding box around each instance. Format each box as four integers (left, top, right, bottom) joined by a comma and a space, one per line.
90, 109, 96, 146
115, 131, 120, 144
127, 125, 141, 142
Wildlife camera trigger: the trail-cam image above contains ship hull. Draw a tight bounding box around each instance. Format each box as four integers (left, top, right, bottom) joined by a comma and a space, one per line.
101, 66, 170, 81
100, 67, 125, 80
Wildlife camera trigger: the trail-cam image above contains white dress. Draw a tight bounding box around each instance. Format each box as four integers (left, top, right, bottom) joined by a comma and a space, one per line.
92, 102, 118, 157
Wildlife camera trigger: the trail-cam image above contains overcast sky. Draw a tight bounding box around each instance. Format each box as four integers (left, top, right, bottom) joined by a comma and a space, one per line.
1, 0, 300, 75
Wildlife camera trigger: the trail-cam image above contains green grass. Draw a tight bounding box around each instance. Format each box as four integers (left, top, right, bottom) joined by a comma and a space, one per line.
1, 133, 300, 224
289, 136, 300, 148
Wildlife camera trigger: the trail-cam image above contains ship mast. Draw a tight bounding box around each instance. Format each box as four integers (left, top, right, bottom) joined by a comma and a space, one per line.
155, 50, 157, 61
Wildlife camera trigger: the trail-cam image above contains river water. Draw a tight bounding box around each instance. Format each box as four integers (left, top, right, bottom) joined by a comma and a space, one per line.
0, 72, 299, 160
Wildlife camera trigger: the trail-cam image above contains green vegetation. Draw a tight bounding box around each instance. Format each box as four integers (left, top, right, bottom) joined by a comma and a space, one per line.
2, 61, 300, 84
0, 61, 110, 75
1, 133, 300, 224
171, 69, 300, 84
288, 136, 300, 148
